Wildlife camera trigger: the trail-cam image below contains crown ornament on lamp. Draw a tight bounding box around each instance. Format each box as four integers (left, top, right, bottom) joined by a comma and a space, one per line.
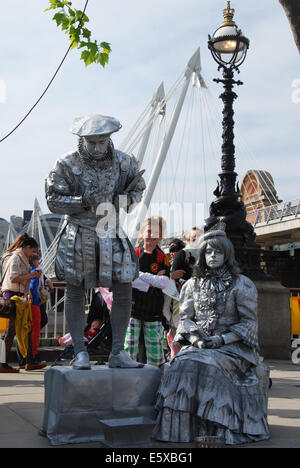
221, 1, 236, 27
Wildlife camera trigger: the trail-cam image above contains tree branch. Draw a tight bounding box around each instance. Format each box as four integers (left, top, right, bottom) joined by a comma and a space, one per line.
279, 0, 300, 54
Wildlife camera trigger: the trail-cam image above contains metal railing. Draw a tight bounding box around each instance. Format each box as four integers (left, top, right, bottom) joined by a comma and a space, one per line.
248, 199, 300, 227
40, 282, 94, 342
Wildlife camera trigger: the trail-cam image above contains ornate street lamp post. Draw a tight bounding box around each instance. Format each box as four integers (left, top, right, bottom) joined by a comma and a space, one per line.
206, 2, 266, 279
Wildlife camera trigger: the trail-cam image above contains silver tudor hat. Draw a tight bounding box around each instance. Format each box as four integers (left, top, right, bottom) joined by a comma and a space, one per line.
71, 114, 122, 137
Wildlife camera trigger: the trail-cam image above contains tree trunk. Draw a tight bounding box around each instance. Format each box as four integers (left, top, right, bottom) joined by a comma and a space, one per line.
279, 0, 300, 54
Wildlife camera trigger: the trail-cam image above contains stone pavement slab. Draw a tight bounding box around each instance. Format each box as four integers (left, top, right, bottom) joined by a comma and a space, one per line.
0, 359, 299, 448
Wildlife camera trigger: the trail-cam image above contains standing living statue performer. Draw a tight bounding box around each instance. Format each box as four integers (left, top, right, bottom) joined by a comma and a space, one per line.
153, 227, 270, 446
45, 115, 146, 370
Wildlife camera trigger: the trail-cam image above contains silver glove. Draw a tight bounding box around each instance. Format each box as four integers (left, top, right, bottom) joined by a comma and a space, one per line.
202, 335, 224, 349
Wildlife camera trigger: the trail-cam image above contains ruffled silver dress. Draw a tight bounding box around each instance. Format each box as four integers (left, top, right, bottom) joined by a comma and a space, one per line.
153, 269, 270, 445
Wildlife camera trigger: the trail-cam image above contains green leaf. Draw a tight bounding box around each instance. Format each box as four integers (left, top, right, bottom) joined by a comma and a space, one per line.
77, 41, 89, 49
70, 40, 78, 49
80, 50, 95, 66
67, 7, 75, 17
53, 12, 65, 26
75, 9, 84, 22
97, 52, 109, 67
87, 41, 98, 56
100, 42, 111, 52
82, 28, 91, 40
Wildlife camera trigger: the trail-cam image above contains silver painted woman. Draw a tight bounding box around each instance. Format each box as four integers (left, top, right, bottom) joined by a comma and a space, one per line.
45, 115, 146, 369
153, 229, 270, 445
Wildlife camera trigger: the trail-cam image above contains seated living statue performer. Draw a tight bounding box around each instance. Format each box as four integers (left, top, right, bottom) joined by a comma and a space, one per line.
45, 114, 146, 370
153, 228, 270, 445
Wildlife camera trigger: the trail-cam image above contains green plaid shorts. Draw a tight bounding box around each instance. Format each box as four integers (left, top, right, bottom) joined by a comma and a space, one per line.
124, 317, 165, 366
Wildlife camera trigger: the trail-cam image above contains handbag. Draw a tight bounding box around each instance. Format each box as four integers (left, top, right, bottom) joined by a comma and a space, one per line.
39, 287, 49, 305
0, 267, 16, 318
0, 296, 16, 318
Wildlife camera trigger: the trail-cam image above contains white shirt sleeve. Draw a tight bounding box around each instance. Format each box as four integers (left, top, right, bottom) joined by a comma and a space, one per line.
138, 272, 170, 289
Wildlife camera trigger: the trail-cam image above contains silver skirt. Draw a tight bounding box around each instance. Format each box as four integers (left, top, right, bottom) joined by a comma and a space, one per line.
153, 346, 270, 445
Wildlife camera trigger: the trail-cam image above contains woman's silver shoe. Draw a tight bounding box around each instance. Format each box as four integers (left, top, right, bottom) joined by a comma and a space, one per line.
72, 351, 91, 370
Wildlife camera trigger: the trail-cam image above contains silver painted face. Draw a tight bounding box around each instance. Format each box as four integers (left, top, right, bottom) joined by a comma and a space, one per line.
205, 242, 225, 269
83, 135, 110, 160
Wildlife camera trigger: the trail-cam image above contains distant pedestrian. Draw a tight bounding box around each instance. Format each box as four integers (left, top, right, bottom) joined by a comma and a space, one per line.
0, 233, 41, 373
184, 226, 202, 262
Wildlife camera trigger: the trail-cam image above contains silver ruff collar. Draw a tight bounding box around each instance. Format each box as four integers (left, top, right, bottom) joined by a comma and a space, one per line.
77, 137, 114, 170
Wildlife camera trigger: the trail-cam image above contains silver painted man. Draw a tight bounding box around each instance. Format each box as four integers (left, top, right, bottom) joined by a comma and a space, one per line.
45, 115, 146, 369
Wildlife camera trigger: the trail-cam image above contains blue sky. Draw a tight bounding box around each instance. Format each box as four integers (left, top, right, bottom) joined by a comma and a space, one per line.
0, 0, 299, 225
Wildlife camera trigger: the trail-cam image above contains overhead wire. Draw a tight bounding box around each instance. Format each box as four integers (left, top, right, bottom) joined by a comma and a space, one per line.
0, 0, 89, 144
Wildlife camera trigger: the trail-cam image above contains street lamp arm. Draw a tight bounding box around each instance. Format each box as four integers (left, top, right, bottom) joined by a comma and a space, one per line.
213, 78, 243, 86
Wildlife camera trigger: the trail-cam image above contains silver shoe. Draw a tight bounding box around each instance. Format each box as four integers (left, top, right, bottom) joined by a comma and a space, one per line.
72, 351, 91, 370
108, 350, 144, 368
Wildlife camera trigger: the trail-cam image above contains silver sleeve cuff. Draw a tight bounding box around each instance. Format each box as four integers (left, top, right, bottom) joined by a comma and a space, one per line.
221, 332, 241, 345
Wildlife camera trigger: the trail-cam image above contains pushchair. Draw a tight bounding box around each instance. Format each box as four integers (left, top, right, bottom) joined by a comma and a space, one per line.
52, 289, 112, 366
51, 320, 112, 366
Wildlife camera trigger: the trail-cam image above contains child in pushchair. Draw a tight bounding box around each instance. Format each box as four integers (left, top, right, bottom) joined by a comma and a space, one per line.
53, 288, 112, 366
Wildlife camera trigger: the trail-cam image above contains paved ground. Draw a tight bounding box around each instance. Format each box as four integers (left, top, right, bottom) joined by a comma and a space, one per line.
0, 359, 299, 449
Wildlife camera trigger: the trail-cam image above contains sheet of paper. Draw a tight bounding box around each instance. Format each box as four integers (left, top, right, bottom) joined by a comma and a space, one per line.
162, 279, 180, 301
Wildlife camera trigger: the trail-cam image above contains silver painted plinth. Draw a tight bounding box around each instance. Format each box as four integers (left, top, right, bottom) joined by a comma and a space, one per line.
42, 365, 161, 446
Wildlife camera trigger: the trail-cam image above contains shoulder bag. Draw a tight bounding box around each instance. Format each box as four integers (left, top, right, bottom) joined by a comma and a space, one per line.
0, 268, 16, 318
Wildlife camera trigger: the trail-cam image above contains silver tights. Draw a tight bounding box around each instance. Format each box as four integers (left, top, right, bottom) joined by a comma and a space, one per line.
65, 281, 132, 356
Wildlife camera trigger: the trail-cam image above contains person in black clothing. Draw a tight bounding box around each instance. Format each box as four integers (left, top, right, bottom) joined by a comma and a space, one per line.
169, 238, 196, 282
125, 217, 171, 366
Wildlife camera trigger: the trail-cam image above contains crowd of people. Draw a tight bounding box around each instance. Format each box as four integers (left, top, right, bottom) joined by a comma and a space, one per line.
0, 220, 200, 373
